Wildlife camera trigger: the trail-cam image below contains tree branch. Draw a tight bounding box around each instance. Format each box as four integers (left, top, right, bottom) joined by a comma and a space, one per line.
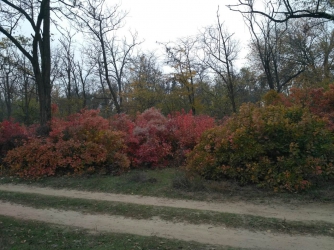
0, 25, 33, 62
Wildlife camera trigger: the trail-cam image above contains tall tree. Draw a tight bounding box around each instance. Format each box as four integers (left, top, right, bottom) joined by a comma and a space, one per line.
56, 28, 79, 115
68, 0, 131, 113
0, 36, 38, 123
0, 0, 52, 132
244, 9, 306, 92
74, 48, 96, 109
281, 20, 334, 87
200, 9, 240, 112
0, 44, 17, 119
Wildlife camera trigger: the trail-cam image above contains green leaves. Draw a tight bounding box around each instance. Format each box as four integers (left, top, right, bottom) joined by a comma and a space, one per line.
186, 103, 334, 192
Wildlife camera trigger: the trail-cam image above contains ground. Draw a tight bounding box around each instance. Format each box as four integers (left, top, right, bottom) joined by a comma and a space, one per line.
0, 183, 333, 250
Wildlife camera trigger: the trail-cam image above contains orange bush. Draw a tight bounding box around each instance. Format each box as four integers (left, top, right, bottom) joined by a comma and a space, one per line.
5, 109, 129, 178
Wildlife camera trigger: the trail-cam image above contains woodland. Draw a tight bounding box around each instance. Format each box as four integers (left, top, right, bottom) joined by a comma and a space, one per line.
1, 0, 334, 192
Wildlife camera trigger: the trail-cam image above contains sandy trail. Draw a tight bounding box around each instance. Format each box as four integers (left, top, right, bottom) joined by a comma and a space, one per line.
0, 184, 334, 250
0, 201, 333, 250
0, 184, 333, 223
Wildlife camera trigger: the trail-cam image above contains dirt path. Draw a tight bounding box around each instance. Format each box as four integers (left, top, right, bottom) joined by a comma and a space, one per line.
0, 184, 333, 250
0, 184, 333, 223
0, 202, 333, 250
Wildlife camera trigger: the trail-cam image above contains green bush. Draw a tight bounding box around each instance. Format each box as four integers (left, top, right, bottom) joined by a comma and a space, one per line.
186, 103, 334, 192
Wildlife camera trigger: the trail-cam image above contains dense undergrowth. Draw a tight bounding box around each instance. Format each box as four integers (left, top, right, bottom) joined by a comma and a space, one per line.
2, 86, 334, 192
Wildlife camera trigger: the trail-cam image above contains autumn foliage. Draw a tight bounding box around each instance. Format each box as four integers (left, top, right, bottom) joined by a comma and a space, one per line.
186, 103, 334, 192
5, 109, 129, 178
3, 108, 214, 178
167, 110, 215, 164
279, 85, 334, 132
109, 108, 215, 168
0, 119, 28, 161
3, 87, 334, 193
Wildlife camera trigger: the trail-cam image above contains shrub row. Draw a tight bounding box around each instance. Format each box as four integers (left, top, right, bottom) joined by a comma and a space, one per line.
2, 108, 214, 178
3, 85, 334, 192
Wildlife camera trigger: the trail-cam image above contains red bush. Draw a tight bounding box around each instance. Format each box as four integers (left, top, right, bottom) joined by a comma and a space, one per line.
6, 138, 59, 177
5, 109, 129, 178
0, 119, 28, 159
4, 108, 217, 176
132, 108, 172, 167
168, 110, 215, 150
109, 113, 139, 164
49, 109, 110, 141
109, 109, 216, 168
167, 110, 215, 165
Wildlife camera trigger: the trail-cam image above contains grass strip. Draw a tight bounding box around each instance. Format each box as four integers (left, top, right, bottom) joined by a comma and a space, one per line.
0, 215, 242, 250
0, 190, 333, 237
1, 168, 334, 203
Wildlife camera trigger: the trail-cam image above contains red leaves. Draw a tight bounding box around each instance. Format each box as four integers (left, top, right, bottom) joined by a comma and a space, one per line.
130, 108, 171, 168
168, 110, 215, 150
111, 108, 216, 168
273, 85, 334, 132
3, 107, 216, 177
0, 119, 28, 159
4, 109, 129, 178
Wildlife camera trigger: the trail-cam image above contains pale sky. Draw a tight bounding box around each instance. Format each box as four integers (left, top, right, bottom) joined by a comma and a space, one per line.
2, 1, 249, 67
119, 0, 249, 60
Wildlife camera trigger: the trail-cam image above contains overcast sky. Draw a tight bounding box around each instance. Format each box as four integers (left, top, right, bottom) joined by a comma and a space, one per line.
4, 1, 249, 68
119, 0, 249, 60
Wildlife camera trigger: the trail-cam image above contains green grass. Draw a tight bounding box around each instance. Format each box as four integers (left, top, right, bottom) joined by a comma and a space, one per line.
0, 190, 333, 237
1, 169, 178, 197
1, 168, 334, 204
0, 215, 243, 250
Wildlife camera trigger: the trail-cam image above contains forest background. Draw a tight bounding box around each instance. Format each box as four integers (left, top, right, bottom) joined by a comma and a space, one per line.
2, 0, 334, 122
1, 1, 334, 192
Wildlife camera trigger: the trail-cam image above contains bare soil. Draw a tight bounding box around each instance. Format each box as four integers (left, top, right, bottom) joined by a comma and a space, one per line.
0, 184, 333, 250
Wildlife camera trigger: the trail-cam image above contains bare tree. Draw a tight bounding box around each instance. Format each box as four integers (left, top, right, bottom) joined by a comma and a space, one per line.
0, 0, 78, 131
278, 19, 334, 86
309, 22, 334, 83
228, 0, 334, 23
74, 50, 96, 108
0, 52, 17, 119
67, 0, 129, 113
56, 28, 78, 114
0, 0, 52, 131
107, 32, 140, 110
0, 36, 39, 123
16, 53, 37, 124
243, 9, 306, 92
58, 29, 76, 97
82, 40, 117, 112
200, 9, 240, 112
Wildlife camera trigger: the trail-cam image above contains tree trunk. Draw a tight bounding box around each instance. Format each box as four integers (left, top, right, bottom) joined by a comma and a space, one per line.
37, 0, 52, 134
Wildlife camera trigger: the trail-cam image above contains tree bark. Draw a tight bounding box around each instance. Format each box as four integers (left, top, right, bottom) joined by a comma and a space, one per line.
0, 0, 52, 133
